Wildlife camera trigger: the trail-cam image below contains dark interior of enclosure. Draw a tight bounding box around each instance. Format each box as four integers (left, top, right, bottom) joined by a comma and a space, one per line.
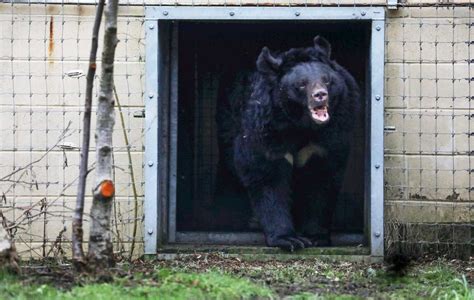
176, 22, 371, 239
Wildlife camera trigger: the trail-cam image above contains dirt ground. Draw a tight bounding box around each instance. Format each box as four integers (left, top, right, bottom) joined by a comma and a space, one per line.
16, 254, 473, 299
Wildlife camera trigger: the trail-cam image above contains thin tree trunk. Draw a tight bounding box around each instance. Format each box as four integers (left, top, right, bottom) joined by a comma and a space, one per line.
87, 0, 119, 268
72, 0, 105, 270
0, 216, 19, 273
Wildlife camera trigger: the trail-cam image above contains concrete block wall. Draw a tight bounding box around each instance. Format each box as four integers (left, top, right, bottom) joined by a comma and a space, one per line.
384, 7, 472, 258
0, 3, 472, 258
0, 3, 146, 259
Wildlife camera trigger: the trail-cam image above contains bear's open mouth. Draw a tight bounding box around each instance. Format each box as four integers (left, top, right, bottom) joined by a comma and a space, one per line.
310, 105, 330, 123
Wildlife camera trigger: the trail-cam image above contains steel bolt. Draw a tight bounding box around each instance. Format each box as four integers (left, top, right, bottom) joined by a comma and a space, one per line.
229, 11, 235, 16
295, 12, 301, 16
147, 228, 154, 235
163, 11, 169, 16
376, 26, 381, 31
148, 161, 154, 167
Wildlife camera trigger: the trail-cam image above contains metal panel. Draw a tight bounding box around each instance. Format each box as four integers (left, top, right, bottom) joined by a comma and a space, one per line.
176, 232, 265, 245
146, 6, 385, 21
144, 19, 159, 255
176, 232, 366, 246
144, 15, 172, 254
369, 19, 385, 257
386, 0, 398, 9
157, 21, 172, 248
4, 0, 471, 5
168, 23, 179, 243
5, 0, 385, 4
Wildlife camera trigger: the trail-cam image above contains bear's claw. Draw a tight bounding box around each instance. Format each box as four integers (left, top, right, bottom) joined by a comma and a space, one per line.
267, 235, 313, 252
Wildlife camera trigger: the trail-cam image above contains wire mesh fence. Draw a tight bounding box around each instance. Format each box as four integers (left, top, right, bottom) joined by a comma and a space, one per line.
0, 1, 472, 260
0, 2, 146, 260
384, 5, 473, 259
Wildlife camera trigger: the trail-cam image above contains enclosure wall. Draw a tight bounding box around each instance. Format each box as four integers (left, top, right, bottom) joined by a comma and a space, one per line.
0, 3, 472, 259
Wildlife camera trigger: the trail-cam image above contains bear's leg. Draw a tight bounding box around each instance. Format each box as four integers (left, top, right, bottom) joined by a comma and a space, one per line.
248, 160, 312, 251
301, 174, 341, 246
294, 156, 345, 246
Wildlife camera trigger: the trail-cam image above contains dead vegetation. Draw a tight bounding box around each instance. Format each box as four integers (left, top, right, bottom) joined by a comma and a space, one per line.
3, 254, 471, 299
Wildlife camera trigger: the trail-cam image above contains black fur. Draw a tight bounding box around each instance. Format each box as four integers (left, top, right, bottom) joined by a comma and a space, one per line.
218, 36, 360, 251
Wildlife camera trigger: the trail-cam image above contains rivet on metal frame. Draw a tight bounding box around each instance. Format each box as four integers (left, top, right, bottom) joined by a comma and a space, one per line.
148, 161, 154, 167
375, 95, 381, 101
376, 26, 381, 31
163, 11, 169, 16
229, 11, 235, 16
295, 12, 301, 17
361, 11, 366, 16
147, 228, 154, 235
375, 164, 380, 169
148, 23, 154, 30
374, 232, 381, 238
148, 93, 154, 99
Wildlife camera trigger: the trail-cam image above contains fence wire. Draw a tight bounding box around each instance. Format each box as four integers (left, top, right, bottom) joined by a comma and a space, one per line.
0, 2, 146, 260
384, 4, 473, 259
0, 1, 472, 259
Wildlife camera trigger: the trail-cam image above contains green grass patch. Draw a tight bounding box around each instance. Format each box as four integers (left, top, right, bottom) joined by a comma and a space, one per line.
0, 258, 471, 300
228, 259, 472, 299
0, 269, 273, 300
370, 264, 473, 300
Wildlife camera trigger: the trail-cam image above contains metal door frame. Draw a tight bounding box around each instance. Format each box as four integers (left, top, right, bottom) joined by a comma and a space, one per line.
144, 6, 385, 257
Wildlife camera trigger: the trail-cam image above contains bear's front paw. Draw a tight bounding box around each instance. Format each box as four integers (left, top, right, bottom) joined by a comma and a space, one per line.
301, 223, 331, 246
266, 234, 313, 252
305, 234, 331, 247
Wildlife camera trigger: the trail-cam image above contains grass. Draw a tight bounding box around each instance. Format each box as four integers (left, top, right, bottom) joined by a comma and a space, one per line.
0, 258, 471, 300
230, 258, 472, 299
0, 268, 273, 300
370, 264, 473, 299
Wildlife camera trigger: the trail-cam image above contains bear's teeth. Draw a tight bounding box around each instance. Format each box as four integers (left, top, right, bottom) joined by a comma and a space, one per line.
311, 106, 329, 122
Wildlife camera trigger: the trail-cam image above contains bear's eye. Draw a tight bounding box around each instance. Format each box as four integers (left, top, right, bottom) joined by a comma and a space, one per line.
298, 83, 306, 90
323, 77, 331, 86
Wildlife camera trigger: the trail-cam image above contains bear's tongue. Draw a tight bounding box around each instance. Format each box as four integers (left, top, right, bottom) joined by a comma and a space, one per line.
311, 106, 329, 123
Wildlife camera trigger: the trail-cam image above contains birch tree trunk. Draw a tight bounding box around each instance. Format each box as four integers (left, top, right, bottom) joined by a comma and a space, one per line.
72, 0, 104, 269
87, 0, 119, 268
0, 223, 19, 273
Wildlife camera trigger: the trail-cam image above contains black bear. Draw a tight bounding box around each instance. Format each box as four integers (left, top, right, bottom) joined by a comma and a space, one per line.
218, 36, 360, 251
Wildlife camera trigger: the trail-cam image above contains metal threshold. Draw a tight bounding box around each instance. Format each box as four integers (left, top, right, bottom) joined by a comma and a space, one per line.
152, 244, 380, 262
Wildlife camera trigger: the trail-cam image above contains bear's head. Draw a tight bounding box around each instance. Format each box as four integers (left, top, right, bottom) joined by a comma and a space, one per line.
256, 36, 347, 128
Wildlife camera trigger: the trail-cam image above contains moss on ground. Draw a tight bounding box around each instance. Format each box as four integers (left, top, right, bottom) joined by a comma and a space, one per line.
0, 268, 272, 300
0, 256, 472, 300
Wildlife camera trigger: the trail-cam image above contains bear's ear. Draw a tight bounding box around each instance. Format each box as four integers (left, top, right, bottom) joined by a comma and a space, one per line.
313, 36, 331, 58
256, 47, 282, 75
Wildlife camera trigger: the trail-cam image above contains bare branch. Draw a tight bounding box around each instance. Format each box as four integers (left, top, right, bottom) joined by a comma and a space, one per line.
0, 122, 72, 182
113, 86, 140, 260
72, 0, 105, 270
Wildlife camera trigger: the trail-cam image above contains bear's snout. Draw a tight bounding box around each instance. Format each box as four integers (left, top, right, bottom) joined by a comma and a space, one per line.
308, 86, 330, 124
311, 88, 328, 103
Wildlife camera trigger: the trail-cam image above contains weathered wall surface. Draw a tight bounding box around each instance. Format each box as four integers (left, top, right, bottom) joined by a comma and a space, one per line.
0, 3, 146, 259
384, 7, 472, 258
0, 3, 472, 258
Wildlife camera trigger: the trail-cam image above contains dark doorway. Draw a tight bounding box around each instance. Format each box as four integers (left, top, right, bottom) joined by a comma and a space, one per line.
175, 21, 370, 242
